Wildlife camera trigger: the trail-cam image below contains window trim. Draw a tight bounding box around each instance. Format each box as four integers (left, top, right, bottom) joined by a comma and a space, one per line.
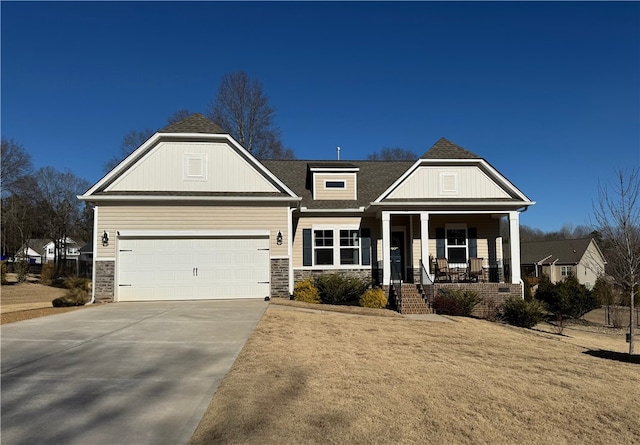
324, 179, 346, 189
306, 226, 369, 269
445, 224, 468, 267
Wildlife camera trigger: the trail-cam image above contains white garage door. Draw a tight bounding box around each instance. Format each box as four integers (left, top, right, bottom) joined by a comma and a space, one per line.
117, 237, 270, 301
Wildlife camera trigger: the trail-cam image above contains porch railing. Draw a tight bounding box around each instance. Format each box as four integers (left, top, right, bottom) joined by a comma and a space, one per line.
419, 259, 433, 287
390, 259, 403, 310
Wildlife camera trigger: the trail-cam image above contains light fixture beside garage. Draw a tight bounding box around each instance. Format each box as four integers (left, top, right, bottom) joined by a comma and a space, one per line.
276, 230, 283, 245
102, 231, 109, 247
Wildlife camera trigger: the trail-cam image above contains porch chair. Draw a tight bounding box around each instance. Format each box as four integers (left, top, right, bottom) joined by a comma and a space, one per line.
435, 257, 454, 282
467, 257, 484, 282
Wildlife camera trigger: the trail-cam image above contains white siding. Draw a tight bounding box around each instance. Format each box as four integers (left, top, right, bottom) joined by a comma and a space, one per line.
387, 166, 511, 199
107, 141, 278, 193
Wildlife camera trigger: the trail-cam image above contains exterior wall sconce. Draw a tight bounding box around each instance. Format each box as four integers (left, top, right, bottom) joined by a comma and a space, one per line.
102, 231, 109, 247
276, 230, 283, 245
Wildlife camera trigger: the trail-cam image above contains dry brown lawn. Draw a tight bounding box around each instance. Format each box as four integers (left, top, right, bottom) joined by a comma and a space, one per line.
190, 303, 639, 445
3, 281, 638, 444
0, 280, 89, 324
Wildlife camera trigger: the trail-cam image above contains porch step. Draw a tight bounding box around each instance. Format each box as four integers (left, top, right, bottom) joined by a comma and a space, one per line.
396, 284, 432, 315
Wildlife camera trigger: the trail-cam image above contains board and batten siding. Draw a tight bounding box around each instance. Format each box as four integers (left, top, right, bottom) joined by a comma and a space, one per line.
313, 173, 357, 200
97, 205, 289, 258
387, 166, 511, 200
106, 141, 279, 193
292, 216, 363, 267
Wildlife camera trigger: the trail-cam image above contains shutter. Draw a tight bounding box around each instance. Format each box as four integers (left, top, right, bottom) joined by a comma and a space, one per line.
303, 229, 312, 266
361, 228, 371, 266
436, 228, 445, 258
468, 227, 477, 258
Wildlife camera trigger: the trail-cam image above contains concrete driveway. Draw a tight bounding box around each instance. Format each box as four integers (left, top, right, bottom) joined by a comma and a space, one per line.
1, 300, 268, 445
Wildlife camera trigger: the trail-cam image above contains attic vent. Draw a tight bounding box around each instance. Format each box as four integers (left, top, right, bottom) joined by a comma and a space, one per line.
184, 154, 207, 181
440, 172, 458, 194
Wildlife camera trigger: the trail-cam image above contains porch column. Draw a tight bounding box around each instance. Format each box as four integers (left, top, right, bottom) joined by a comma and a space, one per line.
420, 212, 430, 278
382, 211, 391, 285
509, 211, 522, 286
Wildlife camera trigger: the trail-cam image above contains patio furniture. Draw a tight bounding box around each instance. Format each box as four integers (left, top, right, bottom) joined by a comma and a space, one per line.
435, 257, 455, 282
468, 257, 484, 282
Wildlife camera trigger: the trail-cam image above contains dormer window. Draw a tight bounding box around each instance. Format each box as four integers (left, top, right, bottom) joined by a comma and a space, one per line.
308, 162, 359, 200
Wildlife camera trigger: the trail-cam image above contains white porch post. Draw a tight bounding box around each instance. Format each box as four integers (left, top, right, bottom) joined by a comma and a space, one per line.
420, 212, 430, 278
382, 211, 391, 286
509, 211, 522, 286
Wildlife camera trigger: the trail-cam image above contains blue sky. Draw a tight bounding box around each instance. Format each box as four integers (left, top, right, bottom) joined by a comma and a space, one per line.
2, 1, 639, 232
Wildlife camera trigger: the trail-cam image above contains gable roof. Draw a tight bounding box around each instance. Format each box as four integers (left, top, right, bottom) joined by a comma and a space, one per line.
520, 238, 602, 265
420, 138, 480, 159
159, 113, 225, 134
80, 115, 298, 201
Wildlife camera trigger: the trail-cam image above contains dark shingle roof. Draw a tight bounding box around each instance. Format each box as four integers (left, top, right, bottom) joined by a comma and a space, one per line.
262, 160, 414, 209
420, 138, 480, 159
159, 113, 225, 134
520, 238, 595, 265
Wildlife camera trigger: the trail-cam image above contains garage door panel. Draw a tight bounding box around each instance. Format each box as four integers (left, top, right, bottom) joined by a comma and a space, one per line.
117, 237, 270, 301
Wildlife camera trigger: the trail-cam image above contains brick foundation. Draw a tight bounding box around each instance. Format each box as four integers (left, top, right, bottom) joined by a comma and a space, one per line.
424, 282, 522, 318
94, 260, 115, 302
294, 268, 373, 284
270, 258, 290, 298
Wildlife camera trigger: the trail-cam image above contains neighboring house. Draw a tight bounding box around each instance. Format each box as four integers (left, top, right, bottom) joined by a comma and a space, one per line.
14, 239, 50, 264
520, 238, 606, 289
15, 238, 84, 264
79, 113, 534, 306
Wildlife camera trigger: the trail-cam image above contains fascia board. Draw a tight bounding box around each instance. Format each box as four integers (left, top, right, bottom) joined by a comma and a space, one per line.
299, 207, 366, 213
221, 135, 300, 198
77, 194, 301, 203
374, 158, 534, 205
368, 200, 536, 209
373, 158, 423, 203
309, 167, 360, 172
82, 132, 165, 196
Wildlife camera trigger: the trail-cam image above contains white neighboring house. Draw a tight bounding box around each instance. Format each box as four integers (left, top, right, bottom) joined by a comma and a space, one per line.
16, 238, 83, 264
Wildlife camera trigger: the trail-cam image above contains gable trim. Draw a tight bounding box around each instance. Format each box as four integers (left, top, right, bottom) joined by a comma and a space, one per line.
374, 158, 534, 205
80, 132, 299, 199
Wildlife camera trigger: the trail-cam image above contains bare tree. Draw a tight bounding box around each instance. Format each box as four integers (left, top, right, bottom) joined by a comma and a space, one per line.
36, 167, 90, 273
1, 138, 33, 197
593, 167, 640, 354
167, 109, 192, 125
208, 70, 294, 159
103, 129, 154, 173
367, 147, 418, 161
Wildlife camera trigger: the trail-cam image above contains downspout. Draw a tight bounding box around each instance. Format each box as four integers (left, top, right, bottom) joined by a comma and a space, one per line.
86, 205, 97, 305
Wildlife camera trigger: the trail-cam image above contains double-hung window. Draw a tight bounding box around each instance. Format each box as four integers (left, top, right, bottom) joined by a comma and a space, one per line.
339, 229, 360, 265
561, 266, 573, 277
446, 226, 467, 265
303, 228, 370, 267
314, 229, 334, 265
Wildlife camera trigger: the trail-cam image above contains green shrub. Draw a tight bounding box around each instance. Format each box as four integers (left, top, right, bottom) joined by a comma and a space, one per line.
40, 263, 55, 286
314, 273, 370, 305
52, 287, 90, 307
499, 297, 547, 329
293, 278, 321, 304
431, 288, 483, 316
535, 273, 599, 320
359, 288, 388, 309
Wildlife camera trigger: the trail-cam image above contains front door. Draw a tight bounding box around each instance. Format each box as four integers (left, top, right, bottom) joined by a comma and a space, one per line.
391, 231, 405, 282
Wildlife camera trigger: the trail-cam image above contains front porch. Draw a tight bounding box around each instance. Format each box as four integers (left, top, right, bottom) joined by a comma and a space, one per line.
378, 210, 523, 288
